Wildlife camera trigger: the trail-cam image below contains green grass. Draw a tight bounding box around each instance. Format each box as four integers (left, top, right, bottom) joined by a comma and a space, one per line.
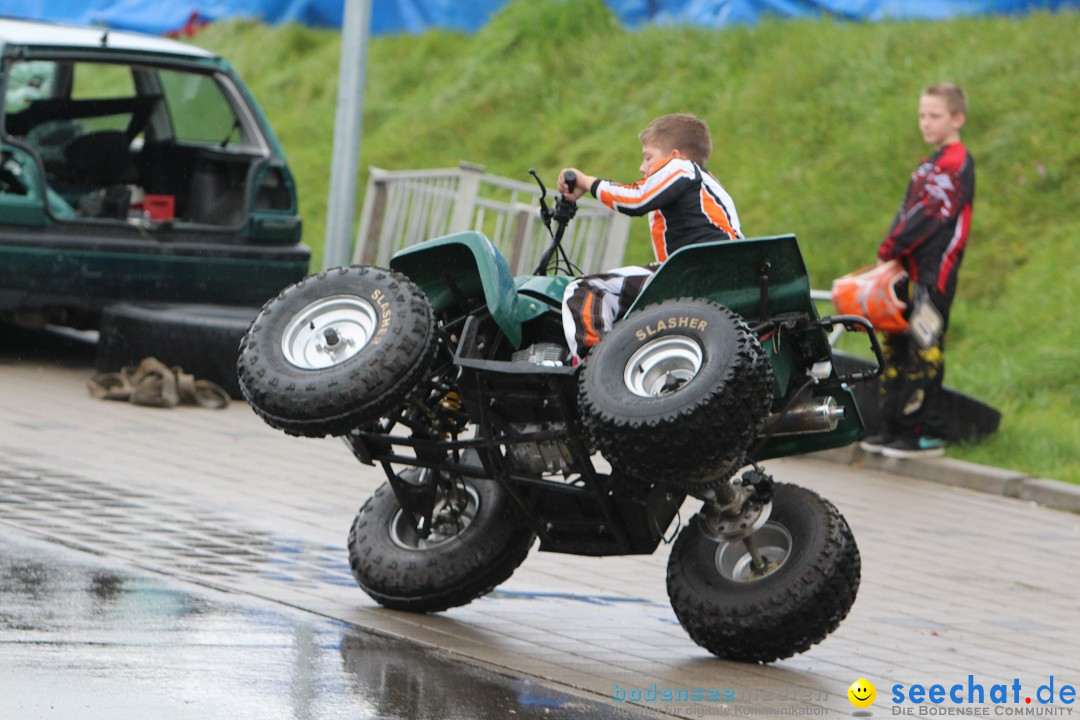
189, 0, 1080, 484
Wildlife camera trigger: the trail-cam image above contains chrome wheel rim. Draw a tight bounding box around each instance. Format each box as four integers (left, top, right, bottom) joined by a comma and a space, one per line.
714, 522, 792, 582
623, 335, 704, 397
389, 481, 480, 550
280, 295, 378, 370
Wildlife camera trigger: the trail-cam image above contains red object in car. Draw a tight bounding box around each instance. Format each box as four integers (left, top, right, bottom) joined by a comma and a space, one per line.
143, 194, 175, 222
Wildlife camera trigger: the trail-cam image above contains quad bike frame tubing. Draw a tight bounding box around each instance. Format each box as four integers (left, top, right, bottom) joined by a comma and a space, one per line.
349, 422, 678, 557
344, 310, 686, 557
814, 314, 884, 385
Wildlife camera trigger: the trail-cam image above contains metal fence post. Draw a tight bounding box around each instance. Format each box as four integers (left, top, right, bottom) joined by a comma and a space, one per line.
353, 168, 388, 265
602, 214, 632, 268
448, 162, 484, 234
507, 204, 535, 273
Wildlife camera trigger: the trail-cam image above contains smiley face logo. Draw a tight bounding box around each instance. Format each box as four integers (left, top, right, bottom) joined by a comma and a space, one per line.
848, 678, 876, 708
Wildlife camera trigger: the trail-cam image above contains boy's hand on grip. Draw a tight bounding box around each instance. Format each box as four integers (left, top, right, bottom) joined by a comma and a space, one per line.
558, 167, 591, 201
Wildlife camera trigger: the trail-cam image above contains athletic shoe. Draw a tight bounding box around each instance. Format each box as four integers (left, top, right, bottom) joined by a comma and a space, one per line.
859, 433, 893, 454
881, 435, 945, 459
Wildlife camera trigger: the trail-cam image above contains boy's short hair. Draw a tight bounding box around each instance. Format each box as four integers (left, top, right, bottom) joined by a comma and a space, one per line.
639, 113, 712, 165
923, 83, 968, 117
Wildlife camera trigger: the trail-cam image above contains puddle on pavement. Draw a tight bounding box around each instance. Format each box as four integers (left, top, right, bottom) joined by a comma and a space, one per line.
0, 531, 654, 720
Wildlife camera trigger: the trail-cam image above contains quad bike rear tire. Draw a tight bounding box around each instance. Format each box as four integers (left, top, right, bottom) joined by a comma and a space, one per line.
578, 298, 773, 488
348, 471, 536, 613
666, 483, 860, 663
237, 266, 436, 437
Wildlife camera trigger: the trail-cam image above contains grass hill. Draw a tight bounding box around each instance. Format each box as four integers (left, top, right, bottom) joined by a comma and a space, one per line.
190, 0, 1080, 483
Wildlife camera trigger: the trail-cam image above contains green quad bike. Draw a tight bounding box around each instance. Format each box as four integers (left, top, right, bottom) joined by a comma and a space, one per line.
237, 170, 883, 663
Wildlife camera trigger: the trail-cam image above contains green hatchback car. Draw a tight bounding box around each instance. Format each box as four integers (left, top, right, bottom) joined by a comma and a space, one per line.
0, 18, 309, 329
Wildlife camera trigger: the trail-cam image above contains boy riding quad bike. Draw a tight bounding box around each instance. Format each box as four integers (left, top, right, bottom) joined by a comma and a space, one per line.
236, 170, 883, 664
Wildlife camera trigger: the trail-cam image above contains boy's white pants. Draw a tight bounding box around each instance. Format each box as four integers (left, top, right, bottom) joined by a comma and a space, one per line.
561, 265, 654, 362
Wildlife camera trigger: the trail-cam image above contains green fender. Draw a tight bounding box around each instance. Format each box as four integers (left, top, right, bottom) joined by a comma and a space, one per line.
628, 234, 865, 458
390, 231, 564, 349
629, 235, 817, 320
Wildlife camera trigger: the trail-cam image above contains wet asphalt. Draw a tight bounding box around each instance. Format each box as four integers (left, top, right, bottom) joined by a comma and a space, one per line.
0, 530, 650, 720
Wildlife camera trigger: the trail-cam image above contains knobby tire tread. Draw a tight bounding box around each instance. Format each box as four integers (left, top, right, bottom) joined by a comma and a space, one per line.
237, 266, 437, 437
347, 483, 535, 613
665, 483, 860, 663
579, 299, 773, 488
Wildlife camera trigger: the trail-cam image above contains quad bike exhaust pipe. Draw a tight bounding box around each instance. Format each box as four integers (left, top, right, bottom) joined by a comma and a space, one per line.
764, 396, 845, 436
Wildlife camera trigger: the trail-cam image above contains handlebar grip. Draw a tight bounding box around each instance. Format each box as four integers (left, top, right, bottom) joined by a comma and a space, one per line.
563, 170, 577, 194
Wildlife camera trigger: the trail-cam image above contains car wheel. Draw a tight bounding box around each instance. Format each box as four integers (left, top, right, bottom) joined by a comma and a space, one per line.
666, 483, 860, 663
578, 298, 774, 488
237, 266, 436, 437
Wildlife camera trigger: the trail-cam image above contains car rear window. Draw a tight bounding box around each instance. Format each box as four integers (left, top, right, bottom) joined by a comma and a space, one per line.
71, 62, 136, 98
159, 70, 246, 146
69, 63, 138, 134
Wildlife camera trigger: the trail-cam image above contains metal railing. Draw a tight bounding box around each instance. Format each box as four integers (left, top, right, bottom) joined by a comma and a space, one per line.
351, 163, 631, 274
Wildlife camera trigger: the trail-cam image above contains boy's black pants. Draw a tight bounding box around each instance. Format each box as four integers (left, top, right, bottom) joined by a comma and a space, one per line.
878, 283, 951, 439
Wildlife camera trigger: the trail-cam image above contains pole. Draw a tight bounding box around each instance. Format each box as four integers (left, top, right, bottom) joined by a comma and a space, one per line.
322, 0, 372, 270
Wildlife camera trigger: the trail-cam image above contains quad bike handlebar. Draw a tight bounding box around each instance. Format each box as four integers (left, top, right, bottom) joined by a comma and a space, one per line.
530, 168, 579, 277
561, 170, 577, 195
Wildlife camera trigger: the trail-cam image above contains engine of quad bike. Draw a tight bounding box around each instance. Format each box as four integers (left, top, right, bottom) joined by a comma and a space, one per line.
510, 341, 566, 367
507, 421, 575, 475
505, 342, 575, 475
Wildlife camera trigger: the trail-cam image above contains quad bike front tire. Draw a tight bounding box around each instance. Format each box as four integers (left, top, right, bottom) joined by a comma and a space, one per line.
348, 471, 536, 613
578, 298, 773, 488
237, 266, 436, 437
666, 483, 860, 663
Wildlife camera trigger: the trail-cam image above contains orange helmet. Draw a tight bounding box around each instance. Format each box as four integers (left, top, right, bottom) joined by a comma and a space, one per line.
831, 260, 910, 334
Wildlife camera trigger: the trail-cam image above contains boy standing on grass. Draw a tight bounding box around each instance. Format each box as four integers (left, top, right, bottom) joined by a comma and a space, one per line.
556, 113, 742, 362
861, 83, 976, 459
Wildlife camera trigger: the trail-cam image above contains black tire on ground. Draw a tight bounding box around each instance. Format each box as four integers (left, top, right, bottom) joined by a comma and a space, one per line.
578, 298, 774, 488
666, 483, 860, 663
96, 303, 261, 399
237, 266, 436, 438
348, 474, 536, 613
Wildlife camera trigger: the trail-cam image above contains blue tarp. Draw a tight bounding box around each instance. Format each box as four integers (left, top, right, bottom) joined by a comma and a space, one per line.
0, 0, 1076, 36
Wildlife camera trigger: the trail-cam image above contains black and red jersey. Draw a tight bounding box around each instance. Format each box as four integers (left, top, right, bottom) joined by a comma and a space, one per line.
589, 158, 742, 262
878, 142, 975, 295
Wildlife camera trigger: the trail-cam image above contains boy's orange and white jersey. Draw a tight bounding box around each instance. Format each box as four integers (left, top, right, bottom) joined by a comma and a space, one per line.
591, 157, 742, 262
